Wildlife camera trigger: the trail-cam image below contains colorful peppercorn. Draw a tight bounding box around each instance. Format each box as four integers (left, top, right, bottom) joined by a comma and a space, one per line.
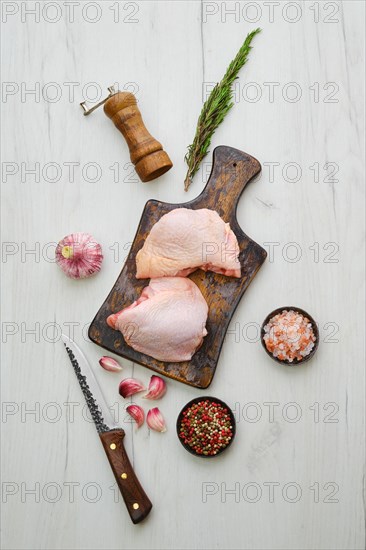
178, 399, 234, 456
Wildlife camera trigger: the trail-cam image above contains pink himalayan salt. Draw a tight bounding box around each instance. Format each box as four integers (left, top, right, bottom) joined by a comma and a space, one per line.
263, 309, 316, 363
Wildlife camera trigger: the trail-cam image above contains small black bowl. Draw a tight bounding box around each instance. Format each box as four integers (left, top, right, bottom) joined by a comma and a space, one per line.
176, 396, 236, 458
260, 306, 319, 365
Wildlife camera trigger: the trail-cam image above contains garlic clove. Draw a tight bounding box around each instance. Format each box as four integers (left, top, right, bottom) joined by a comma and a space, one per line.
55, 232, 103, 279
126, 405, 144, 428
119, 378, 145, 398
143, 375, 167, 400
147, 407, 166, 432
99, 356, 122, 373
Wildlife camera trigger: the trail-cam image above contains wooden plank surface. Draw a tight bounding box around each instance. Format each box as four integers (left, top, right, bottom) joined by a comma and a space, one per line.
1, 1, 365, 549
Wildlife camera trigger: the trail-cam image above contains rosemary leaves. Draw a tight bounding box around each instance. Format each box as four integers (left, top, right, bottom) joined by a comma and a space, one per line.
184, 28, 261, 191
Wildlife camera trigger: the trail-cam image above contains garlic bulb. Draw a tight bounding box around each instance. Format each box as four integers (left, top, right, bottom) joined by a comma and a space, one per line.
55, 233, 103, 279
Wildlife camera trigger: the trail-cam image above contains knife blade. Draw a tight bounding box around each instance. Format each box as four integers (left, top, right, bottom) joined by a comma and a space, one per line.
61, 334, 152, 524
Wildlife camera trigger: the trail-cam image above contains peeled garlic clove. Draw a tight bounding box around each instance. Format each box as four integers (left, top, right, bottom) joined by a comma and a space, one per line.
147, 407, 166, 432
55, 232, 103, 279
99, 356, 122, 373
126, 405, 144, 428
119, 378, 145, 398
143, 375, 167, 400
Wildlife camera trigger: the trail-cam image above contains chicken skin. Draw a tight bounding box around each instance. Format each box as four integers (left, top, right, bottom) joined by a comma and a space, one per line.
136, 208, 241, 279
107, 277, 208, 362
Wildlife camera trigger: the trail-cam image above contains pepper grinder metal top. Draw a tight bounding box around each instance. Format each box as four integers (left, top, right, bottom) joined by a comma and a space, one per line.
80, 86, 173, 182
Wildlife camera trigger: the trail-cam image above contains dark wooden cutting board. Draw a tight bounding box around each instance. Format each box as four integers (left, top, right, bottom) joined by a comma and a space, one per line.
89, 146, 267, 388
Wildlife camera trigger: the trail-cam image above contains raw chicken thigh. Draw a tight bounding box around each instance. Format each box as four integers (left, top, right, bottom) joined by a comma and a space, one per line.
106, 277, 208, 362
136, 208, 241, 279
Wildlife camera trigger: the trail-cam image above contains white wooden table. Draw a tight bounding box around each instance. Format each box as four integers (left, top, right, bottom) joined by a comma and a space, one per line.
1, 1, 365, 549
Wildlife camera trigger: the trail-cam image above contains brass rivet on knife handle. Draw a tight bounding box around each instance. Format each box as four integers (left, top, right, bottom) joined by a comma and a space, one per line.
100, 429, 152, 524
80, 85, 173, 183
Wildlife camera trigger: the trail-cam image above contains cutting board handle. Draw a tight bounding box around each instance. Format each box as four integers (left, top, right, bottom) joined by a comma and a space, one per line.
192, 146, 261, 219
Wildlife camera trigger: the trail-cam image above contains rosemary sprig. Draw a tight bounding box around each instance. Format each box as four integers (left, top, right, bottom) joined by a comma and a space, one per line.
184, 28, 261, 191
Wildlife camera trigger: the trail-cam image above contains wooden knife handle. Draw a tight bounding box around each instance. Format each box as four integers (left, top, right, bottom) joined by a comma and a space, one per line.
104, 92, 172, 183
100, 429, 152, 524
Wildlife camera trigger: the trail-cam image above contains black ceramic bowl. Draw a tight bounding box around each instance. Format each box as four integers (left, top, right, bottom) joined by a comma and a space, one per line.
176, 396, 236, 458
260, 306, 319, 365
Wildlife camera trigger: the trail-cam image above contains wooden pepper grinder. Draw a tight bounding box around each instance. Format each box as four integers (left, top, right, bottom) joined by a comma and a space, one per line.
80, 86, 173, 182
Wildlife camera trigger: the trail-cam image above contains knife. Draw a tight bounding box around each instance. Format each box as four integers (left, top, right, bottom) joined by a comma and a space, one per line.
61, 334, 152, 524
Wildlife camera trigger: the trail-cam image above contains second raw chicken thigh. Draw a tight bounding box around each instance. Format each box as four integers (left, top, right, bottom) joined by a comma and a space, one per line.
107, 277, 208, 362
